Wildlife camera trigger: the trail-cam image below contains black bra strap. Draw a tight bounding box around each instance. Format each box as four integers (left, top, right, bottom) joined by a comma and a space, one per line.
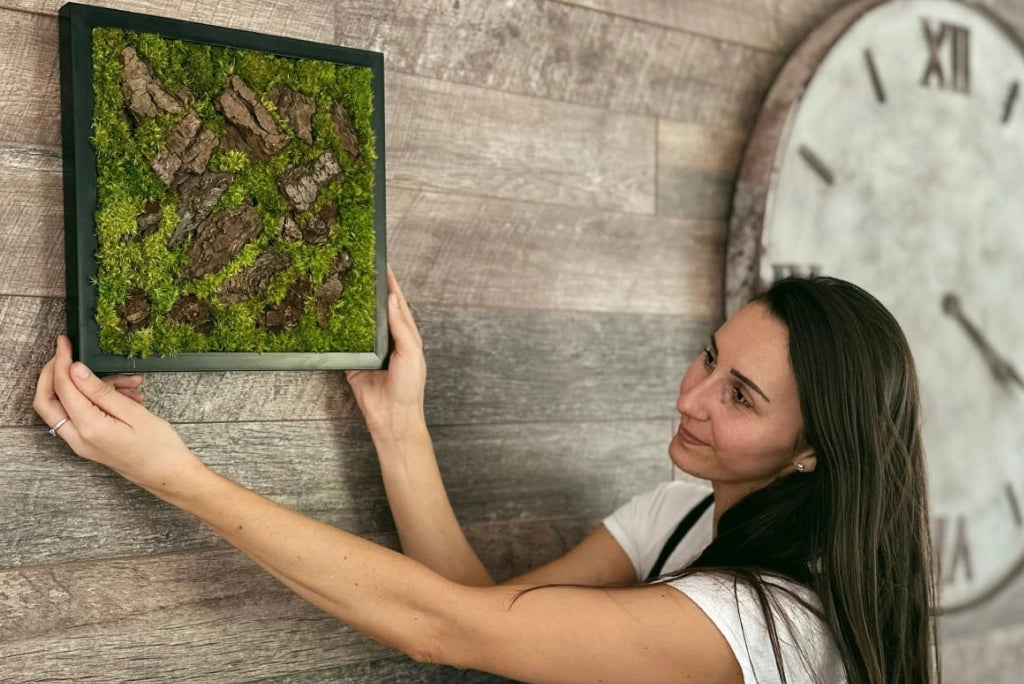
644, 492, 714, 582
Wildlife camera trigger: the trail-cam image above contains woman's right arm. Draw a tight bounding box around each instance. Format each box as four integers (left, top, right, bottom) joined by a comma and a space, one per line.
347, 268, 494, 586
348, 268, 637, 589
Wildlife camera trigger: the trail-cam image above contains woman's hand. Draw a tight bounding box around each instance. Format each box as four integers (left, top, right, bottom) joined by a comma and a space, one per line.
346, 267, 427, 443
34, 335, 203, 493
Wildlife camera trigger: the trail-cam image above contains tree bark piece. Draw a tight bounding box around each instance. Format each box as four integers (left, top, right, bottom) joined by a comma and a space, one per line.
152, 110, 217, 186
259, 275, 311, 330
130, 201, 163, 241
269, 87, 316, 146
301, 202, 337, 244
315, 251, 353, 326
117, 288, 151, 331
216, 248, 292, 304
280, 214, 303, 241
183, 204, 263, 279
166, 295, 212, 334
120, 47, 182, 122
330, 100, 360, 162
215, 75, 288, 160
277, 151, 343, 212
168, 172, 233, 250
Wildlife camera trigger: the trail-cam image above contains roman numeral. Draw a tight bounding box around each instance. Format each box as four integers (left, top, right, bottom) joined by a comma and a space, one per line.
798, 145, 834, 185
1007, 483, 1023, 528
920, 18, 971, 94
863, 49, 887, 104
1003, 81, 1019, 124
771, 264, 822, 282
933, 515, 973, 586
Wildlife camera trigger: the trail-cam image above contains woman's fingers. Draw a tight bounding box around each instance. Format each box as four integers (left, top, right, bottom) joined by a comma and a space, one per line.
33, 355, 68, 429
386, 266, 423, 352
103, 374, 146, 403
51, 336, 142, 428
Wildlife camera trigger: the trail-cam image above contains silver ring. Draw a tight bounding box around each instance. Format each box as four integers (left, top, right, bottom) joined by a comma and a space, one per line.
48, 417, 69, 437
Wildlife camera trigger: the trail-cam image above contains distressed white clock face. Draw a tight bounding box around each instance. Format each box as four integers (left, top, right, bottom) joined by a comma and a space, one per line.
758, 0, 1024, 611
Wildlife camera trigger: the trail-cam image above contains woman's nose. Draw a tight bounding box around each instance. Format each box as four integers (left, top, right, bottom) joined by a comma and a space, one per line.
677, 374, 712, 420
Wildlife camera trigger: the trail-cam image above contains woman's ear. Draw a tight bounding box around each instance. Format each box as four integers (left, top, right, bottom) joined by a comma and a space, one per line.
794, 446, 817, 473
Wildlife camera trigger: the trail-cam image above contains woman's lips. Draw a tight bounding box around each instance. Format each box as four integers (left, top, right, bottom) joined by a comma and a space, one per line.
677, 424, 709, 447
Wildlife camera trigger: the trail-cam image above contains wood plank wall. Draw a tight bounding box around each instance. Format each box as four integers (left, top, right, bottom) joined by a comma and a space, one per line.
1, 0, 1022, 681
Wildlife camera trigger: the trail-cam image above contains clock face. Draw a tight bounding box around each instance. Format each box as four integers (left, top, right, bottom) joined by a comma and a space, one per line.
729, 0, 1024, 611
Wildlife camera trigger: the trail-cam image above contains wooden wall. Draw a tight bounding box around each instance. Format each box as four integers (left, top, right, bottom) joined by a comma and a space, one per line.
1, 0, 1021, 681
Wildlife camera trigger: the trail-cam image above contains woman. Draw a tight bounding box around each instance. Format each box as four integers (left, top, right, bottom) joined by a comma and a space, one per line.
34, 270, 936, 683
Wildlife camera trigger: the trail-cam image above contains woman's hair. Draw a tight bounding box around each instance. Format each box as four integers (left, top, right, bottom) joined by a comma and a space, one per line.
669, 276, 937, 683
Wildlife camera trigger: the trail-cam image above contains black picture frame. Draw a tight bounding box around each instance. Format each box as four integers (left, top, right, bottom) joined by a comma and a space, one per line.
58, 2, 388, 372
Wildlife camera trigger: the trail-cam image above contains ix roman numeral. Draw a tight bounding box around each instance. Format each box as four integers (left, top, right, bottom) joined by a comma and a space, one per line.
934, 515, 973, 586
920, 18, 971, 94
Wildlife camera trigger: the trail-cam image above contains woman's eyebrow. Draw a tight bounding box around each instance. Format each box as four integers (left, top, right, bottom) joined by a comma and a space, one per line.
711, 334, 771, 403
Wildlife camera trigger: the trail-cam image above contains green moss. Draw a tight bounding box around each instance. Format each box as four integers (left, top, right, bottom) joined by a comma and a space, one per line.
90, 27, 377, 357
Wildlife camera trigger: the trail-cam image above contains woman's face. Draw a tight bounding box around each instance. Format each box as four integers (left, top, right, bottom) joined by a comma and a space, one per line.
670, 302, 813, 492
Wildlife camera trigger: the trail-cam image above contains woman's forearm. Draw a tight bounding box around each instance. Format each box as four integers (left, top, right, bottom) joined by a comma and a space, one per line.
153, 458, 464, 661
371, 422, 494, 586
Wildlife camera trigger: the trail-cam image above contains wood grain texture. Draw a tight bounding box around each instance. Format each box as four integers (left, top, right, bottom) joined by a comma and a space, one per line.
1, 296, 711, 427
0, 0, 334, 43
0, 10, 61, 148
385, 72, 655, 213
1, 418, 669, 566
559, 0, 855, 53
0, 515, 599, 683
389, 189, 724, 317
0, 144, 723, 310
0, 144, 64, 297
335, 0, 780, 128
248, 658, 513, 683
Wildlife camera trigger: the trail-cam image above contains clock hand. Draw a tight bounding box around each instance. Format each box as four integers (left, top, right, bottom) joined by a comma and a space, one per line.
942, 293, 1024, 391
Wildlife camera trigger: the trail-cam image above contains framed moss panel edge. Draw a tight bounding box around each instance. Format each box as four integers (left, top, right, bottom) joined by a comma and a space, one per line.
58, 2, 388, 372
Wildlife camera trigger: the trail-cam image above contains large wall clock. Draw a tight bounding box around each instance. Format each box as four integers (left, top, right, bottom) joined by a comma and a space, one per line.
726, 0, 1024, 613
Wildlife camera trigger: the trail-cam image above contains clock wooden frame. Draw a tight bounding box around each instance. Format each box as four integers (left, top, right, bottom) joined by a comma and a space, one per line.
725, 0, 1024, 614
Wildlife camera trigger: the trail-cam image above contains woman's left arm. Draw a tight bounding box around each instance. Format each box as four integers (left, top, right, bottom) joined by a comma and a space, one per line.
35, 336, 740, 683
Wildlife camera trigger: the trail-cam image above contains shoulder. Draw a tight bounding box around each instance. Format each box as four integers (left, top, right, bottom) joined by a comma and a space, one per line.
603, 479, 714, 580
667, 573, 847, 684
605, 479, 712, 531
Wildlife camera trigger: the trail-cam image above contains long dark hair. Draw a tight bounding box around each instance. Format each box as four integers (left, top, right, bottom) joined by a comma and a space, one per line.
670, 276, 937, 683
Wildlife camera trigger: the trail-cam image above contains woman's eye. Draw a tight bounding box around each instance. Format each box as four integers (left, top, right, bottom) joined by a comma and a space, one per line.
702, 348, 715, 369
732, 386, 751, 408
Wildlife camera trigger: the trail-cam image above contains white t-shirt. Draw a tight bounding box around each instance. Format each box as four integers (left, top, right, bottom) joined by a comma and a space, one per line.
603, 480, 847, 684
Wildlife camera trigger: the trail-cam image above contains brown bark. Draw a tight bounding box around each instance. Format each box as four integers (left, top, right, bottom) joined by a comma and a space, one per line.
183, 204, 264, 279
280, 214, 303, 241
315, 251, 353, 326
117, 288, 151, 331
269, 87, 316, 146
258, 275, 312, 330
168, 172, 233, 250
166, 295, 213, 334
277, 151, 343, 212
120, 47, 182, 122
215, 75, 288, 160
301, 203, 338, 245
330, 100, 360, 162
131, 201, 163, 241
216, 248, 293, 304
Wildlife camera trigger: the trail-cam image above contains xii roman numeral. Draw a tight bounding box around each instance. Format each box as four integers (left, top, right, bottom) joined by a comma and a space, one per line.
920, 18, 971, 94
933, 515, 973, 586
771, 264, 822, 282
